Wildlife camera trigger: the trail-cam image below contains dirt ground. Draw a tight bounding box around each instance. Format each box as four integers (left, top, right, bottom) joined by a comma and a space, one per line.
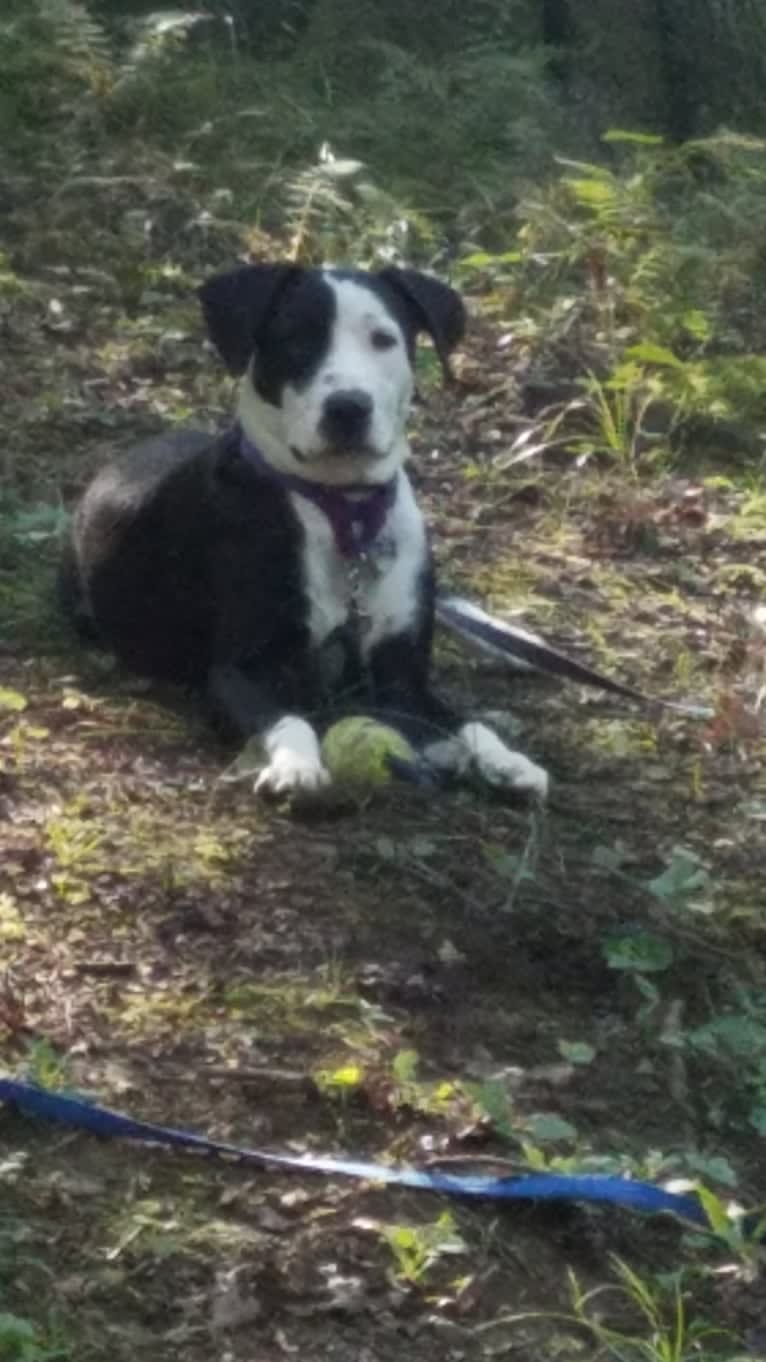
2, 296, 766, 1359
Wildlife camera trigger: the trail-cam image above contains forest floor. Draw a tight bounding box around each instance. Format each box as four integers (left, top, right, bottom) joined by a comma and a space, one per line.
1, 260, 766, 1361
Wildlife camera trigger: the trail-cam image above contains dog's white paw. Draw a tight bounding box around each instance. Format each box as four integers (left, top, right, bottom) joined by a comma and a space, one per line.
255, 752, 331, 797
254, 716, 330, 798
474, 748, 549, 798
460, 722, 549, 799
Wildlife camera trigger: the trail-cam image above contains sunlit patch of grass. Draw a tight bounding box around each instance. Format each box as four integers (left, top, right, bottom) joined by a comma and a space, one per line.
223, 969, 392, 1043
44, 793, 253, 907
109, 989, 212, 1039
468, 556, 563, 621
577, 717, 660, 760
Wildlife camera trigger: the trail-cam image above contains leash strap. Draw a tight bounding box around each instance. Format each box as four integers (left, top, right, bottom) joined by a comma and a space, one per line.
2, 1077, 751, 1237
435, 595, 714, 718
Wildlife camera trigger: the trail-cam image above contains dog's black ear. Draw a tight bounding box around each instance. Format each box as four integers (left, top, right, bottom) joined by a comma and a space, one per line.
377, 267, 465, 381
197, 263, 300, 375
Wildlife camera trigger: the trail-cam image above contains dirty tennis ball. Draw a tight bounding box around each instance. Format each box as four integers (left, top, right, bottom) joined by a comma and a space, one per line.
321, 717, 416, 787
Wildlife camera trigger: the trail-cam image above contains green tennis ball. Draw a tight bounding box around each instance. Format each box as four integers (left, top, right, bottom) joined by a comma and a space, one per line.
321, 717, 417, 787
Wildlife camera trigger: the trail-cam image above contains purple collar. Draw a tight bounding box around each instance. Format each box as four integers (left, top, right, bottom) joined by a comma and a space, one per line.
236, 429, 398, 559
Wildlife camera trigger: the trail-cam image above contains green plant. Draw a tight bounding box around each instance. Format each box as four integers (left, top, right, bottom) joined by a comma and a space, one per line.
566, 1258, 739, 1362
683, 988, 766, 1136
0, 502, 68, 548
687, 1185, 766, 1279
483, 1258, 741, 1361
459, 131, 766, 465
281, 143, 434, 267
45, 799, 109, 905
380, 1211, 466, 1284
543, 364, 675, 471
0, 1313, 68, 1362
470, 1078, 579, 1158
602, 928, 674, 1022
0, 0, 113, 148
23, 1039, 69, 1092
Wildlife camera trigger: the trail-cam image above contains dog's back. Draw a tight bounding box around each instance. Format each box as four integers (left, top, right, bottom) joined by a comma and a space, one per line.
61, 430, 218, 682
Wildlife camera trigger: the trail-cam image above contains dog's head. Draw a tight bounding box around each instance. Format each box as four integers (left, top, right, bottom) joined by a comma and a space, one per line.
198, 263, 465, 485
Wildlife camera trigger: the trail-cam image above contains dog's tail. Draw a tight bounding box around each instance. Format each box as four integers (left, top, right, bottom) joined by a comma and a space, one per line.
435, 593, 713, 718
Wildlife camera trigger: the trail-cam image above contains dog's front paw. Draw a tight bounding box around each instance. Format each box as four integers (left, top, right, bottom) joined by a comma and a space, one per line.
254, 717, 331, 798
475, 748, 549, 798
255, 752, 331, 797
460, 722, 549, 799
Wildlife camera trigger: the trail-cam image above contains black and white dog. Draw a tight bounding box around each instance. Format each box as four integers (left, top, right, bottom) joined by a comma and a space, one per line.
60, 264, 548, 799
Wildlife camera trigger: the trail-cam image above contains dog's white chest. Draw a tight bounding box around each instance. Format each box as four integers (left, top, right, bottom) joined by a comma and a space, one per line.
290, 474, 426, 656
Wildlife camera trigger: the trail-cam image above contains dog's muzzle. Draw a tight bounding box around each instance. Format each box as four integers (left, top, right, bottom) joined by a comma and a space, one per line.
319, 389, 374, 454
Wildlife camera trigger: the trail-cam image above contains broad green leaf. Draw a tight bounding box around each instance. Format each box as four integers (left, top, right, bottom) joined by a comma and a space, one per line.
680, 309, 712, 341
564, 177, 616, 207
524, 1113, 578, 1143
648, 848, 710, 902
471, 1079, 514, 1135
684, 1153, 738, 1189
687, 1015, 766, 1058
392, 1049, 419, 1083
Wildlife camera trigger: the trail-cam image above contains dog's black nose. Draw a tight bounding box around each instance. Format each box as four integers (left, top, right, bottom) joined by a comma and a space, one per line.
321, 390, 373, 449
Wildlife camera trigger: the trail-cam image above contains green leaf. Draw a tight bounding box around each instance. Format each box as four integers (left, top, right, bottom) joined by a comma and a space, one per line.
458, 250, 522, 268
625, 342, 685, 369
695, 1183, 733, 1237
591, 844, 626, 871
564, 177, 616, 207
0, 1314, 37, 1348
680, 309, 712, 341
684, 1153, 738, 1189
603, 931, 674, 973
524, 1113, 578, 1143
471, 1079, 514, 1135
687, 1015, 766, 1058
648, 848, 710, 902
634, 975, 661, 1017
392, 1049, 419, 1083
557, 1041, 596, 1066
0, 688, 27, 712
602, 129, 665, 146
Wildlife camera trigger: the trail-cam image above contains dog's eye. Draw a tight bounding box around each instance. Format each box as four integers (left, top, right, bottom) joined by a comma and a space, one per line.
370, 330, 397, 351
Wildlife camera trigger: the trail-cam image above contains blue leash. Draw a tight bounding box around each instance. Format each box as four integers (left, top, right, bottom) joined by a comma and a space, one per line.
1, 1076, 753, 1238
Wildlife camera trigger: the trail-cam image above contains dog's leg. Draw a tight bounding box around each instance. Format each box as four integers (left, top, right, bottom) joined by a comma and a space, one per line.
210, 665, 330, 796
428, 721, 549, 799
369, 636, 549, 798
